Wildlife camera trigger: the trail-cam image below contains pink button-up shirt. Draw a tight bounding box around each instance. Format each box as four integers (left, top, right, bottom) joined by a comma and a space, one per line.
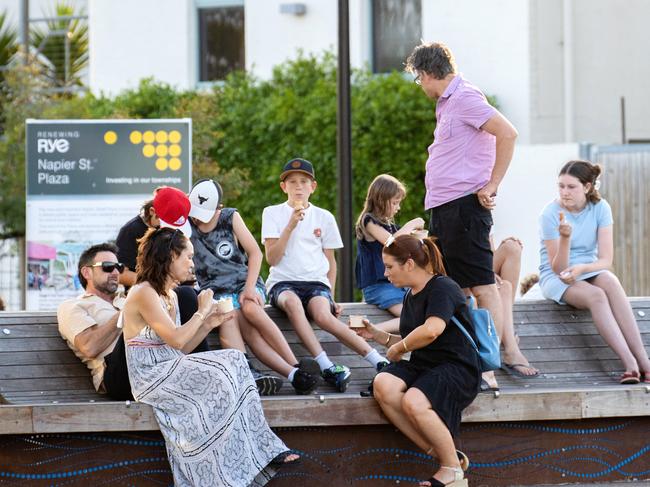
424, 75, 496, 209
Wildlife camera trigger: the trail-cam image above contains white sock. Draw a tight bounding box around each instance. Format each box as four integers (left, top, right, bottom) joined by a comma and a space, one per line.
315, 351, 335, 371
364, 349, 386, 368
287, 367, 298, 382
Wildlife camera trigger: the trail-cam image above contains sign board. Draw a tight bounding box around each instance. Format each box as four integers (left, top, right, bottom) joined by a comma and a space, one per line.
25, 119, 192, 310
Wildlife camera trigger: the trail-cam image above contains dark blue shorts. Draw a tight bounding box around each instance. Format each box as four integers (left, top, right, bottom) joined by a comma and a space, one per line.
268, 280, 336, 315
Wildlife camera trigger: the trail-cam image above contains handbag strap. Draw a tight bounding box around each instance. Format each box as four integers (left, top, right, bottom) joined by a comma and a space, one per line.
451, 315, 479, 353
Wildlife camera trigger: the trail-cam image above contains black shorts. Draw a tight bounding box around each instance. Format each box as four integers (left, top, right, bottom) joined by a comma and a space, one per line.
378, 359, 479, 438
268, 281, 336, 315
429, 194, 495, 289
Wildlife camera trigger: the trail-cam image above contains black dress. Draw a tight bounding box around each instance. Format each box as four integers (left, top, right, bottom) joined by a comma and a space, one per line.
379, 275, 481, 437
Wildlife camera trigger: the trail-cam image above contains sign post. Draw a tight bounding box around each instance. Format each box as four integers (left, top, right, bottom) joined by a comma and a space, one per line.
25, 119, 192, 310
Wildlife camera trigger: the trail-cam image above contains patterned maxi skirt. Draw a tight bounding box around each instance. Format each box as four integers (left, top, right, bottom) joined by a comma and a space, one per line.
126, 333, 287, 487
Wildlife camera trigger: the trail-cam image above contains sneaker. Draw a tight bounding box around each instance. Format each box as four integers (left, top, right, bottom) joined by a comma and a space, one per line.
290, 358, 320, 395
376, 360, 390, 372
321, 364, 351, 393
249, 364, 283, 396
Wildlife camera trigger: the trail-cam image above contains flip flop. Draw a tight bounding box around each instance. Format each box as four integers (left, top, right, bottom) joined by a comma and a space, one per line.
501, 363, 539, 378
480, 378, 499, 393
270, 450, 301, 466
619, 371, 640, 385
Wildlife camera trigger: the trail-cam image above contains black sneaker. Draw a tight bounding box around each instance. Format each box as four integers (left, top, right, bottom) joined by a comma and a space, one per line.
321, 364, 351, 393
290, 358, 321, 395
376, 360, 390, 372
249, 364, 283, 396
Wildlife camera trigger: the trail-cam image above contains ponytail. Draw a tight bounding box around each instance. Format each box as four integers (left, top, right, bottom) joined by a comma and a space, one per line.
382, 234, 446, 275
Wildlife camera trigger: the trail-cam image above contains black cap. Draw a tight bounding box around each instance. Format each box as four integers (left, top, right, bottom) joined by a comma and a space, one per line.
280, 158, 315, 181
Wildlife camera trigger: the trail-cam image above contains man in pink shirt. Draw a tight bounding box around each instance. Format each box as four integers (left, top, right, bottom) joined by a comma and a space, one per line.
406, 42, 518, 391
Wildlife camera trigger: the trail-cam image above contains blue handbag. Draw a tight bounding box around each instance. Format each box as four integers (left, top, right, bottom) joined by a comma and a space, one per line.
451, 296, 501, 372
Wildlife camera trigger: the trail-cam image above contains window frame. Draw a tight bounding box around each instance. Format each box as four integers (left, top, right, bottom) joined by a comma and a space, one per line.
195, 0, 245, 88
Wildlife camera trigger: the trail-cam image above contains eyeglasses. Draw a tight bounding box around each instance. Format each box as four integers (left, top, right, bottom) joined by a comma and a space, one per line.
87, 262, 125, 274
414, 73, 422, 85
168, 228, 182, 250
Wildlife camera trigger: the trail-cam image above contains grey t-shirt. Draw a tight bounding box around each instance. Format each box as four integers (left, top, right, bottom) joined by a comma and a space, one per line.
190, 208, 264, 295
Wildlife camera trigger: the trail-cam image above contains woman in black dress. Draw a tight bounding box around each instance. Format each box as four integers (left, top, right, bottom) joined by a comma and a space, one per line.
372, 235, 480, 487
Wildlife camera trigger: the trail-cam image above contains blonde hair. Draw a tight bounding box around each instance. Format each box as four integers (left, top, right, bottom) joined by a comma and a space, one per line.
355, 174, 406, 239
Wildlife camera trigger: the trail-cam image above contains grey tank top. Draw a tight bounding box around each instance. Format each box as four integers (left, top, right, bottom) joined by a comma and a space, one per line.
190, 208, 264, 295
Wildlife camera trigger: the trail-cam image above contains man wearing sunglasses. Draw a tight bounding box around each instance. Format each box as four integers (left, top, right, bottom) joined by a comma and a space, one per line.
57, 243, 134, 399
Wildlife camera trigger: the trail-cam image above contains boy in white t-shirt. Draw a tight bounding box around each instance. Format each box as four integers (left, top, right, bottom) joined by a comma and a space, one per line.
262, 158, 388, 392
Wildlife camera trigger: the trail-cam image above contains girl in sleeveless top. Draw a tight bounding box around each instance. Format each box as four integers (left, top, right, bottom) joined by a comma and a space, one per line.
354, 175, 426, 333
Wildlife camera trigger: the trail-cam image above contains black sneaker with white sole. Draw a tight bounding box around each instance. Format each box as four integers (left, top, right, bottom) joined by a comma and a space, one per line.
249, 364, 283, 396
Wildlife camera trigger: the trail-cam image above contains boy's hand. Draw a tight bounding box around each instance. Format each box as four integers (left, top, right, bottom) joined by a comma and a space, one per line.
239, 286, 263, 307
332, 302, 342, 317
287, 206, 306, 230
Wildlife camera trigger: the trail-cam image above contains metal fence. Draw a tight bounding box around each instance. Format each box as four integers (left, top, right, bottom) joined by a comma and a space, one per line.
584, 143, 650, 296
0, 238, 23, 311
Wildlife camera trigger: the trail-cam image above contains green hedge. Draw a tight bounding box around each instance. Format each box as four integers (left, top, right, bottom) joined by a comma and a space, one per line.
0, 52, 440, 245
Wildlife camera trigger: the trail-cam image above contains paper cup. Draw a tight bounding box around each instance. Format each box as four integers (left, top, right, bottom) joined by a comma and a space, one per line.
349, 315, 365, 328
215, 297, 234, 313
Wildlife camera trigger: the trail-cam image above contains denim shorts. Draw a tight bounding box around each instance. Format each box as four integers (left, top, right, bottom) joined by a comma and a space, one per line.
268, 281, 335, 315
362, 282, 406, 310
214, 285, 266, 310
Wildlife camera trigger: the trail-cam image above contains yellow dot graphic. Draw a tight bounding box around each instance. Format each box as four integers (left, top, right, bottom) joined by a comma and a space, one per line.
169, 157, 182, 171
143, 131, 155, 144
155, 131, 168, 143
129, 131, 142, 144
169, 130, 181, 144
143, 144, 155, 158
169, 144, 181, 157
104, 131, 117, 144
156, 158, 169, 171
156, 144, 169, 157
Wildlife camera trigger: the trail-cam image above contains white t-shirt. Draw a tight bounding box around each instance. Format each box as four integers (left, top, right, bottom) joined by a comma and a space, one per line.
261, 202, 343, 291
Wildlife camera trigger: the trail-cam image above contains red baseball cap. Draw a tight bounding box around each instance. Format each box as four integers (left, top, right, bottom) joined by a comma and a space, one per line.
153, 187, 192, 237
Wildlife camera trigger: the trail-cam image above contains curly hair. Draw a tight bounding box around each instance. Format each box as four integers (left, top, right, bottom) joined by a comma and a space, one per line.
559, 160, 602, 204
382, 234, 446, 276
405, 42, 457, 80
136, 227, 188, 295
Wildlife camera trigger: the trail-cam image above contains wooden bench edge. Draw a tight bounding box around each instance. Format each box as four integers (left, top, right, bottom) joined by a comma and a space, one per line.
2, 386, 649, 435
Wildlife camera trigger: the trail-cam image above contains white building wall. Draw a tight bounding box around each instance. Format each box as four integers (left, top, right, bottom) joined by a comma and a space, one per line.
88, 0, 194, 95
571, 0, 650, 144
421, 0, 532, 143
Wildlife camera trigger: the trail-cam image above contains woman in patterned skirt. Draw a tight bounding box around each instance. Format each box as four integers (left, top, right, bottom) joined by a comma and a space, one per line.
122, 227, 297, 486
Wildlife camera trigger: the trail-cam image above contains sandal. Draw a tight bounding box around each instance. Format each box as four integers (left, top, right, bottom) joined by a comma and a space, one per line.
419, 466, 468, 487
620, 371, 640, 384
426, 448, 469, 472
270, 450, 301, 466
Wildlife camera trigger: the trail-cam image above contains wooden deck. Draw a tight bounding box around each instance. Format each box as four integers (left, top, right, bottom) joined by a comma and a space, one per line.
1, 299, 649, 435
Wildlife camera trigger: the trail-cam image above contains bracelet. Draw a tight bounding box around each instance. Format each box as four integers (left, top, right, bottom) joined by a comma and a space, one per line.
402, 338, 409, 353
194, 311, 206, 321
384, 332, 391, 346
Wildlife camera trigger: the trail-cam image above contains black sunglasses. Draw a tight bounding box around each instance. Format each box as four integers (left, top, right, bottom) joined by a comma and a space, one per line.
168, 228, 182, 250
87, 261, 125, 274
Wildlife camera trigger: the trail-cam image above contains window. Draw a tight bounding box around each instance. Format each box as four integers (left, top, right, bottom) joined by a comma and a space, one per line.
198, 4, 245, 81
372, 0, 421, 73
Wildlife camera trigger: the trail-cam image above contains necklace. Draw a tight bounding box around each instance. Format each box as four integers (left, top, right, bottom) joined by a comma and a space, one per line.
161, 293, 173, 312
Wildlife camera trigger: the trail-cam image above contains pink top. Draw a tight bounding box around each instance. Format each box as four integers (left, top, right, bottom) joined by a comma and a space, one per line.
424, 75, 496, 209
